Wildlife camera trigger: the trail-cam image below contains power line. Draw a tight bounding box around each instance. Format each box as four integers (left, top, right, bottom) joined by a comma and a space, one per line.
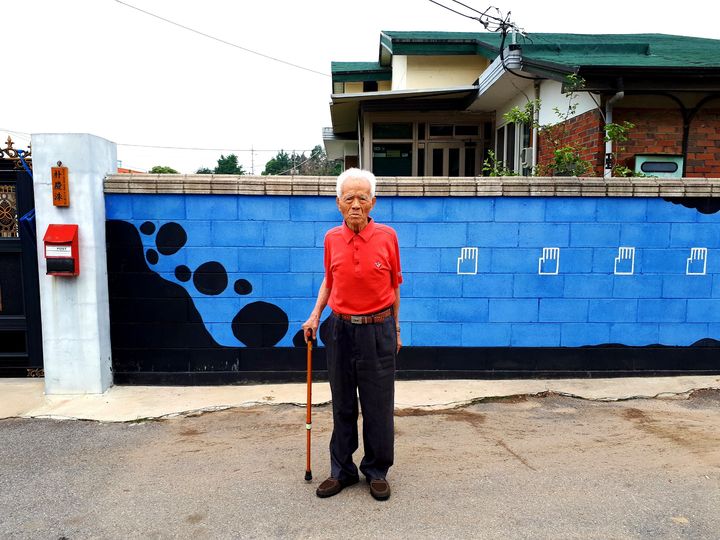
449, 0, 507, 27
117, 142, 314, 152
0, 128, 31, 141
275, 152, 315, 176
427, 0, 510, 31
0, 129, 315, 154
427, 1, 538, 81
113, 0, 330, 78
427, 0, 482, 22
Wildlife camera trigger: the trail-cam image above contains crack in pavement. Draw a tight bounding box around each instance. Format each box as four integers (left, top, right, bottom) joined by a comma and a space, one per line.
496, 438, 537, 472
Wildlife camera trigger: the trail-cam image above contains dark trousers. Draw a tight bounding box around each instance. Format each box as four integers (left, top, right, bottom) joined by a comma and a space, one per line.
325, 313, 396, 481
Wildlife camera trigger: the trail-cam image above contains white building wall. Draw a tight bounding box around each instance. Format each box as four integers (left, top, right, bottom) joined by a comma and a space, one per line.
496, 88, 537, 127
391, 55, 408, 90
538, 80, 600, 126
32, 133, 115, 394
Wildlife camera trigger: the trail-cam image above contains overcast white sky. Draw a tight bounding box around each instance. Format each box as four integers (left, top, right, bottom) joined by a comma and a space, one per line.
3, 0, 719, 174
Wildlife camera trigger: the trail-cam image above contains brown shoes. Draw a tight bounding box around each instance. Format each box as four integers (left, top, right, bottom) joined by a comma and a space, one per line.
367, 478, 391, 501
315, 475, 390, 500
315, 476, 359, 498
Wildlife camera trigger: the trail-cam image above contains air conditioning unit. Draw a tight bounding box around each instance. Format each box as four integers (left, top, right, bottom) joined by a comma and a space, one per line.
519, 147, 533, 168
634, 154, 683, 178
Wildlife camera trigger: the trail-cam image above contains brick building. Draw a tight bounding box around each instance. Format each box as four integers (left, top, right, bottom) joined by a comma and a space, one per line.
324, 32, 720, 178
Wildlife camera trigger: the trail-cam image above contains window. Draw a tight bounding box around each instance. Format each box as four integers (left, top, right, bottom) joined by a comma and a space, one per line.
363, 81, 378, 92
496, 122, 532, 175
464, 143, 476, 176
372, 144, 412, 176
429, 124, 453, 137
372, 123, 413, 139
455, 125, 479, 136
369, 118, 488, 176
0, 185, 18, 238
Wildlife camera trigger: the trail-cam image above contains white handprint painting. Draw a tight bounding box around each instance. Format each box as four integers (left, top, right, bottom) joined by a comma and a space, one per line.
686, 247, 708, 275
614, 247, 635, 275
538, 247, 560, 275
457, 247, 479, 275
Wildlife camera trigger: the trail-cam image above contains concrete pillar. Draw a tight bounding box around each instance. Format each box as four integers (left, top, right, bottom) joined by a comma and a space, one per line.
32, 133, 115, 394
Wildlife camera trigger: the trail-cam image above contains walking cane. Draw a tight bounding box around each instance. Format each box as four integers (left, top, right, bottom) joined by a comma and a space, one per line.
304, 330, 313, 482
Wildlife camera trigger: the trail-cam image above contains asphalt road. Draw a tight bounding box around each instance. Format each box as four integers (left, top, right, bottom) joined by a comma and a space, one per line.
1, 391, 719, 539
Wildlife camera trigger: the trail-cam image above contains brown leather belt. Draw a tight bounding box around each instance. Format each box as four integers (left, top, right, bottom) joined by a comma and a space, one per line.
333, 307, 393, 325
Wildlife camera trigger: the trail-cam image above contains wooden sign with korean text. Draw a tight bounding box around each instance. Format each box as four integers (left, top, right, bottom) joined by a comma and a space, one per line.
51, 166, 70, 207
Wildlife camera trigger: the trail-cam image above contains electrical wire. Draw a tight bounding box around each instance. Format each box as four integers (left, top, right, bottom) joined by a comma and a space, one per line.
0, 130, 313, 154
498, 28, 542, 81
117, 142, 314, 152
428, 0, 509, 31
427, 1, 540, 82
449, 0, 491, 16
113, 0, 330, 78
0, 128, 31, 141
426, 0, 485, 23
449, 0, 507, 27
274, 153, 316, 176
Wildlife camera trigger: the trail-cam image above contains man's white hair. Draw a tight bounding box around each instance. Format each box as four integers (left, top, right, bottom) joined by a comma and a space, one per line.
336, 168, 377, 198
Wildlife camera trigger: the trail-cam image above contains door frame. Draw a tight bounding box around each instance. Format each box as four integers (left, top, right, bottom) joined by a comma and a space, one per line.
426, 142, 480, 177
0, 152, 43, 376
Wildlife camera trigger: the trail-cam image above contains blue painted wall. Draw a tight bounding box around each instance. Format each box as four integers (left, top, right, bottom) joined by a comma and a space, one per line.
106, 194, 720, 349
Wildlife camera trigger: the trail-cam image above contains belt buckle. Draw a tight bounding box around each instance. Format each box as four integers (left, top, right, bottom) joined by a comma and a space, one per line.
350, 315, 363, 324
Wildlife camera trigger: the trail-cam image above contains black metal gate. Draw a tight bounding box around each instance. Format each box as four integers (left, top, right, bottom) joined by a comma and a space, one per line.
0, 137, 42, 376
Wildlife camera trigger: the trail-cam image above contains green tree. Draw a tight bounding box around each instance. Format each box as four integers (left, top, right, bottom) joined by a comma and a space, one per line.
149, 165, 178, 174
262, 145, 342, 176
213, 154, 245, 175
195, 166, 213, 174
302, 145, 343, 176
262, 150, 295, 175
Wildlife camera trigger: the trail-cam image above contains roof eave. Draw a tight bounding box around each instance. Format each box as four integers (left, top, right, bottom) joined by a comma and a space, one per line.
577, 65, 720, 92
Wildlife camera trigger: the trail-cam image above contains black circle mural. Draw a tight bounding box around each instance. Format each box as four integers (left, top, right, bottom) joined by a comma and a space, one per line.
140, 221, 156, 235
156, 222, 187, 256
146, 249, 159, 265
175, 265, 191, 282
232, 301, 288, 347
292, 330, 307, 348
292, 317, 331, 347
234, 279, 253, 295
193, 261, 228, 295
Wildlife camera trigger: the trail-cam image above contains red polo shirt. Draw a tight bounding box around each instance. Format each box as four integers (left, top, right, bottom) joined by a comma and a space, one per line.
324, 218, 402, 315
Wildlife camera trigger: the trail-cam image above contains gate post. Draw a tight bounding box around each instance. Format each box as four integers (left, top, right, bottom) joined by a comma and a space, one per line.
32, 134, 115, 394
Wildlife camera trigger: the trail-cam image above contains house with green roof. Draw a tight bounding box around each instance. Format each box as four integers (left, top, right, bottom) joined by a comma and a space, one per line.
324, 31, 720, 177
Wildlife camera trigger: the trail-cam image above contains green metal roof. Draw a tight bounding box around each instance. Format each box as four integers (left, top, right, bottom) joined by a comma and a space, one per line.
331, 62, 392, 82
519, 33, 720, 69
331, 61, 390, 73
380, 31, 501, 60
378, 31, 720, 69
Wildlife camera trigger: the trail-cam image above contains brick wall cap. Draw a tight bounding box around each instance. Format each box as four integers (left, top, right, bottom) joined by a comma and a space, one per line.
105, 174, 720, 197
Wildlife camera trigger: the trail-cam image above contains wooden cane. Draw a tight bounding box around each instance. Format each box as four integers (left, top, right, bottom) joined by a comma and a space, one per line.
305, 331, 313, 481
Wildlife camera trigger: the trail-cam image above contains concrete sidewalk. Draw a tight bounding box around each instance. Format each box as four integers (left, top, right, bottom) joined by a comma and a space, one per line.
2, 375, 719, 422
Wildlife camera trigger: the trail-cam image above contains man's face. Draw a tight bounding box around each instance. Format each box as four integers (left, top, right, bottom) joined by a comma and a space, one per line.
337, 177, 376, 232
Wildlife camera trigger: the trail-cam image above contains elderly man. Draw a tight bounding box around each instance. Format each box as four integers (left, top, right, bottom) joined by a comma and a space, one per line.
302, 168, 402, 501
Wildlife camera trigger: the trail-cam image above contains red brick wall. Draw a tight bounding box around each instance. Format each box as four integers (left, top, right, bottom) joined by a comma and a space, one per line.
612, 108, 683, 173
686, 108, 720, 176
536, 106, 720, 177
537, 109, 605, 176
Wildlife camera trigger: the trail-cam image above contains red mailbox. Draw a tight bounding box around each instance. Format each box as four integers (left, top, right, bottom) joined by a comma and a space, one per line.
44, 224, 80, 276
